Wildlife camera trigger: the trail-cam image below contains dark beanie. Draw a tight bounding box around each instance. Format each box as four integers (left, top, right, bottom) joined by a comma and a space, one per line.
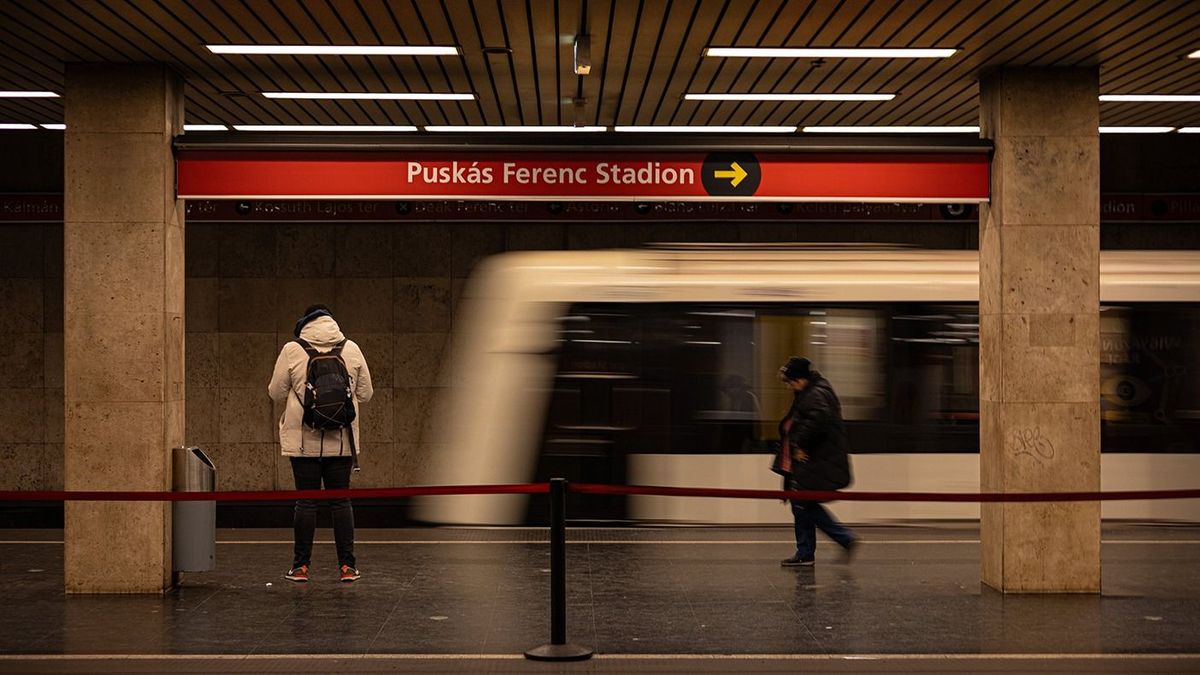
294, 305, 333, 337
780, 356, 814, 380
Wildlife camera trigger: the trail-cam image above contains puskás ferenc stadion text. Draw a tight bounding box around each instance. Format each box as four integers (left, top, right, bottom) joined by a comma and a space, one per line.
406, 161, 696, 186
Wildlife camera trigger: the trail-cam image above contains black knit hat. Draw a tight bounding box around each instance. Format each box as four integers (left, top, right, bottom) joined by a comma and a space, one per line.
294, 304, 333, 337
779, 356, 815, 381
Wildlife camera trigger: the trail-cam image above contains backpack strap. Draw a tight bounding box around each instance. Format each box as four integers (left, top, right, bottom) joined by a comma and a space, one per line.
293, 337, 321, 358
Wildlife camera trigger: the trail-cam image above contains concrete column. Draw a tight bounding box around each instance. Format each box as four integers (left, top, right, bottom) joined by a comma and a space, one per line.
63, 63, 185, 593
978, 67, 1101, 593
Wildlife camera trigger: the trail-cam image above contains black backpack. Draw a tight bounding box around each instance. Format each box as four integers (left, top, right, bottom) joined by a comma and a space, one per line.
295, 338, 358, 467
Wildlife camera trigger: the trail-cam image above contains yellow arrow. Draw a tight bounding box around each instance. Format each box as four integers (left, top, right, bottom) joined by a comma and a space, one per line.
714, 161, 748, 187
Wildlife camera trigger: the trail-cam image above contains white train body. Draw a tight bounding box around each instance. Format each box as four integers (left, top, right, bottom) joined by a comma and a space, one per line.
417, 248, 1200, 524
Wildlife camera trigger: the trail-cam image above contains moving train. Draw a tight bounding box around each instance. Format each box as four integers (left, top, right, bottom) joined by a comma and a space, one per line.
416, 246, 1200, 524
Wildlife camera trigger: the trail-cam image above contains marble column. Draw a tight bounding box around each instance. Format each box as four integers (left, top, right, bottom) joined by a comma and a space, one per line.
978, 67, 1101, 593
63, 63, 185, 593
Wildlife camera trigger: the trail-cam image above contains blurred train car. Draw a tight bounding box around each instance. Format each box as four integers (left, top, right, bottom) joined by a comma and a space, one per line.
416, 246, 1200, 525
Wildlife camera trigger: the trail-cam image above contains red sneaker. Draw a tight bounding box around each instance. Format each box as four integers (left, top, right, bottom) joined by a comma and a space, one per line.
340, 565, 361, 583
285, 564, 309, 582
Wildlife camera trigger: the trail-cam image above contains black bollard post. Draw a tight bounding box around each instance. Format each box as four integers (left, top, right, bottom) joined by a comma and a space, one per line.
524, 478, 594, 661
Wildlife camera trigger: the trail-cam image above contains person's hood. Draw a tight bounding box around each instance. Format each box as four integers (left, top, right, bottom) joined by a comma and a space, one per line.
299, 315, 345, 348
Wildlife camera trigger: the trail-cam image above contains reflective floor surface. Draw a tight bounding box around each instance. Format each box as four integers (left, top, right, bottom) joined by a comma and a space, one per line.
0, 524, 1198, 673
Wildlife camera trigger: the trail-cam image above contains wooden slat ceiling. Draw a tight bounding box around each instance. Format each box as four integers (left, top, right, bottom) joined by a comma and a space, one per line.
1, 0, 1199, 130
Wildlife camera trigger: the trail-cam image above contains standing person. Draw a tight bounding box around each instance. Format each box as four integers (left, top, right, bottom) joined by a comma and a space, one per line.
771, 356, 857, 566
269, 305, 373, 583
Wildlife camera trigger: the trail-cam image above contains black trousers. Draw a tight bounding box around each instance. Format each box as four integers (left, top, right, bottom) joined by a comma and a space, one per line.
290, 456, 355, 568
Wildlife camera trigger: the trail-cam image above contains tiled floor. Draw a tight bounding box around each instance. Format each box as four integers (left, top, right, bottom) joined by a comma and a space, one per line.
1, 524, 1199, 671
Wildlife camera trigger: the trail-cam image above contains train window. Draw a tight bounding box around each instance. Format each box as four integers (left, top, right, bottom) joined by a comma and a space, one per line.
1100, 303, 1200, 453
537, 302, 1198, 460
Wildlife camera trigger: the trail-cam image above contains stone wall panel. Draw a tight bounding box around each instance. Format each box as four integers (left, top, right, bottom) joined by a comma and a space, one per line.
998, 225, 1098, 315
44, 388, 64, 444
185, 278, 218, 333
5, 332, 44, 388
0, 224, 44, 277
218, 278, 277, 332
452, 224, 506, 278
506, 223, 565, 251
335, 224, 394, 277
0, 444, 46, 490
276, 224, 335, 278
185, 386, 219, 446
217, 333, 276, 388
359, 387, 393, 445
64, 311, 165, 402
274, 278, 337, 333
185, 223, 219, 277
206, 443, 274, 491
394, 278, 451, 333
334, 278, 394, 333
218, 388, 274, 443
218, 224, 276, 278
393, 334, 448, 389
2, 278, 43, 333
64, 401, 165, 490
64, 135, 167, 223
352, 333, 392, 391
393, 224, 451, 276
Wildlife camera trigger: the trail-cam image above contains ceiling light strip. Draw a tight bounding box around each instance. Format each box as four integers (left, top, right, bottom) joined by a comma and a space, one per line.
183, 124, 229, 131
208, 45, 458, 56
706, 47, 956, 58
0, 123, 38, 130
614, 125, 796, 133
803, 126, 979, 133
1098, 126, 1175, 134
425, 125, 606, 132
263, 92, 474, 101
39, 123, 65, 130
233, 125, 419, 132
1178, 128, 1200, 133
0, 91, 59, 98
1100, 94, 1200, 102
685, 93, 894, 101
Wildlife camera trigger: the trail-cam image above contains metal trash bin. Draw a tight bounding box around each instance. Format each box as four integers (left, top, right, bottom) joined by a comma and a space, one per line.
172, 447, 216, 572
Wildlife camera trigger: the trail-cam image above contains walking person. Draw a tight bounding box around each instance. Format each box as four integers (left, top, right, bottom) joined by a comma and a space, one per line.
269, 305, 373, 583
771, 356, 857, 566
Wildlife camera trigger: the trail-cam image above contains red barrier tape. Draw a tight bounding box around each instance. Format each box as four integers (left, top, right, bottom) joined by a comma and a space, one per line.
0, 483, 548, 503
0, 483, 1198, 503
572, 483, 1200, 503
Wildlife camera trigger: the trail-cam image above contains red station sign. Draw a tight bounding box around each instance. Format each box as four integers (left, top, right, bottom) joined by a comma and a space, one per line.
176, 150, 991, 203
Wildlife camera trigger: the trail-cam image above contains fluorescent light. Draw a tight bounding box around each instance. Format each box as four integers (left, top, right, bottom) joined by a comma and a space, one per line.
0, 123, 37, 130
803, 125, 980, 133
614, 125, 796, 133
233, 125, 418, 132
183, 124, 228, 131
1179, 128, 1200, 133
685, 93, 894, 101
39, 123, 65, 130
263, 91, 474, 101
1100, 94, 1200, 102
425, 125, 606, 132
706, 47, 956, 58
1099, 126, 1175, 134
207, 45, 458, 56
0, 91, 59, 98
1188, 49, 1199, 58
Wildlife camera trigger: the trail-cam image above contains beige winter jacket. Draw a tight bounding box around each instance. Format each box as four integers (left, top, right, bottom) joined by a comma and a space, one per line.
268, 316, 374, 457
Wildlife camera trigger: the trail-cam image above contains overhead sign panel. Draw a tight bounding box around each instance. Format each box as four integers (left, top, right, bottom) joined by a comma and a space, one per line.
176, 150, 989, 203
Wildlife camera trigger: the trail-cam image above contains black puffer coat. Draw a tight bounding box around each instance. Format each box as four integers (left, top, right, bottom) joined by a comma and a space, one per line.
775, 375, 852, 492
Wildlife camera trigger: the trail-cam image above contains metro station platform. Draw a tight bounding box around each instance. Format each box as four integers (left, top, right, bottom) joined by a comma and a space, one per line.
1, 524, 1198, 674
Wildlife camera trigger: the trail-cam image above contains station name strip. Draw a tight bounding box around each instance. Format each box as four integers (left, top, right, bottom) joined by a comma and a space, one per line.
409, 161, 694, 186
